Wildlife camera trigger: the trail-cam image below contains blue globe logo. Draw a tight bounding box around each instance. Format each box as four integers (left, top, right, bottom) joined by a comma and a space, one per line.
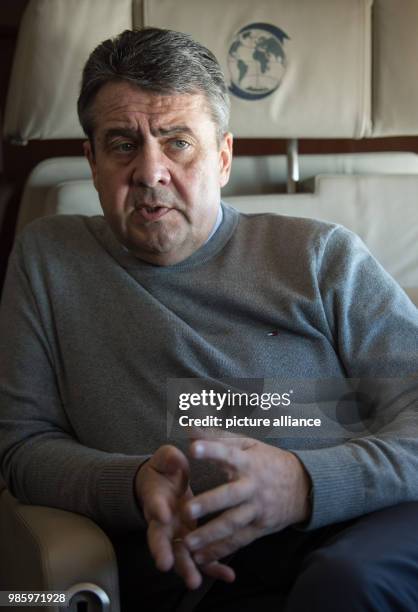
228, 22, 290, 101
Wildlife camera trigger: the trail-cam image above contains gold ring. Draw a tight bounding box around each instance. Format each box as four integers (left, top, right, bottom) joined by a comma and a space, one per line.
172, 537, 183, 544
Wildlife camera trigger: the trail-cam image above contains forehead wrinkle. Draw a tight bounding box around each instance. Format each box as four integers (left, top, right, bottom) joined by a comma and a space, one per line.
96, 88, 204, 118
94, 83, 207, 121
92, 83, 218, 147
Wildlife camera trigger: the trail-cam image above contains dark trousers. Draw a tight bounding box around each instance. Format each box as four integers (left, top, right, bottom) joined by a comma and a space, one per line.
111, 502, 418, 612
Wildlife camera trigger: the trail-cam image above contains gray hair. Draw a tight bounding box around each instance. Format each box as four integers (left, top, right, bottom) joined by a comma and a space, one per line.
77, 27, 230, 145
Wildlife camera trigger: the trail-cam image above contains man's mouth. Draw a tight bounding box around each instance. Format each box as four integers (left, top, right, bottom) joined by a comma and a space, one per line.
134, 205, 171, 222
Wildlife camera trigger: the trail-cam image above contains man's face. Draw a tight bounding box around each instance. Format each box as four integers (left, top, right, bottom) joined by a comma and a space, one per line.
84, 81, 233, 265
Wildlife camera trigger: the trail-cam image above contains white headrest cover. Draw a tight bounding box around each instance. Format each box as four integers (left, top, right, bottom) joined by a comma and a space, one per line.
4, 0, 132, 141
4, 0, 372, 141
372, 0, 418, 137
145, 0, 372, 138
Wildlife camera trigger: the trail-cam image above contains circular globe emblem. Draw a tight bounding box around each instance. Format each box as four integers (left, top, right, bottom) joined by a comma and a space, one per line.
228, 22, 290, 101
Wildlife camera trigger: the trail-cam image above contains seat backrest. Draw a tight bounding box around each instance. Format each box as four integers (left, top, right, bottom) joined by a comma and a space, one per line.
4, 0, 418, 310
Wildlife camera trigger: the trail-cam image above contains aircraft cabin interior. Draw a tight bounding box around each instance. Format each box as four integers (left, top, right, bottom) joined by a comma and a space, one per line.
0, 0, 418, 610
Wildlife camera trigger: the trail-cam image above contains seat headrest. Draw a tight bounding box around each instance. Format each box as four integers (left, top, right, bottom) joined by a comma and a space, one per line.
146, 0, 372, 139
372, 0, 418, 136
5, 0, 133, 142
4, 0, 418, 142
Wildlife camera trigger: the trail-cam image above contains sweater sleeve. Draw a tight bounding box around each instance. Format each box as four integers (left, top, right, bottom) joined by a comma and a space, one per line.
0, 240, 150, 533
292, 226, 418, 530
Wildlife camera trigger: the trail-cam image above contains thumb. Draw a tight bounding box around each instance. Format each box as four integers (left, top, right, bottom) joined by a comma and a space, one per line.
153, 445, 190, 490
138, 446, 190, 524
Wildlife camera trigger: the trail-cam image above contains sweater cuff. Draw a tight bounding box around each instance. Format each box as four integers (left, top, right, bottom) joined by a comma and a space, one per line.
96, 456, 151, 531
291, 445, 366, 530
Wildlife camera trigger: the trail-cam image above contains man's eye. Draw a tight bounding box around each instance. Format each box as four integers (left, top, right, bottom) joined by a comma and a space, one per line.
114, 142, 136, 152
172, 139, 190, 150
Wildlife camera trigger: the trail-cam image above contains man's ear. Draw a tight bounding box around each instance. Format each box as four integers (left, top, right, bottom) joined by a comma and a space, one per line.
219, 132, 233, 188
83, 140, 98, 190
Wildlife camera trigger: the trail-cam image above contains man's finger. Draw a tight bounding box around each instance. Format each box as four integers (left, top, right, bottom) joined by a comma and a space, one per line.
153, 445, 190, 481
147, 520, 174, 572
143, 490, 172, 524
193, 526, 258, 565
201, 561, 236, 583
185, 503, 255, 552
190, 439, 249, 470
183, 479, 253, 522
173, 542, 202, 590
136, 445, 190, 522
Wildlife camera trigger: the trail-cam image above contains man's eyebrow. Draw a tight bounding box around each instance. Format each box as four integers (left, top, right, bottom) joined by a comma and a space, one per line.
102, 125, 195, 142
102, 127, 139, 142
151, 125, 195, 137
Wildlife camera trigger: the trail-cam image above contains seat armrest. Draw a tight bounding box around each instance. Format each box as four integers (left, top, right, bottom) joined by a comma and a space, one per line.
0, 489, 120, 611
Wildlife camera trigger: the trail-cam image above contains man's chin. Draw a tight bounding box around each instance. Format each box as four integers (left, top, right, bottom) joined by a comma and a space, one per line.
125, 235, 189, 265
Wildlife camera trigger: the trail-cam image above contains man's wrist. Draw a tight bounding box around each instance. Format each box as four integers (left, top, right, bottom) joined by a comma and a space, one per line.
134, 457, 151, 511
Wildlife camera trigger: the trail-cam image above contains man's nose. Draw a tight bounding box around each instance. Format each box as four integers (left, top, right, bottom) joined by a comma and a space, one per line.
131, 144, 170, 187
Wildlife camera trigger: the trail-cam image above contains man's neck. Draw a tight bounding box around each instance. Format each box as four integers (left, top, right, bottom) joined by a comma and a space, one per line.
204, 204, 223, 244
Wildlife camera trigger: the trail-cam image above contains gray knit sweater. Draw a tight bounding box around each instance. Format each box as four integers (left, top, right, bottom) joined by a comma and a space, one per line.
1, 203, 418, 532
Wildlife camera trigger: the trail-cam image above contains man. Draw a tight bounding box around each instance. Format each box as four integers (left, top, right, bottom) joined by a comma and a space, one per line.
1, 27, 418, 611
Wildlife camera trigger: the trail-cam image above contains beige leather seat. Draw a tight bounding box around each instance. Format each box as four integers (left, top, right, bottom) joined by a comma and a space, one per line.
0, 476, 119, 611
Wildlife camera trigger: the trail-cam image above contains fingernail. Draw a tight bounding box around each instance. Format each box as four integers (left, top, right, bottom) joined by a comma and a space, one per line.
189, 503, 201, 519
194, 553, 204, 564
193, 442, 204, 458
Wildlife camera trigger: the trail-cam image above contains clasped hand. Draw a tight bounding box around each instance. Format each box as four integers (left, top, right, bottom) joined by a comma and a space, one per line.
135, 436, 310, 590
